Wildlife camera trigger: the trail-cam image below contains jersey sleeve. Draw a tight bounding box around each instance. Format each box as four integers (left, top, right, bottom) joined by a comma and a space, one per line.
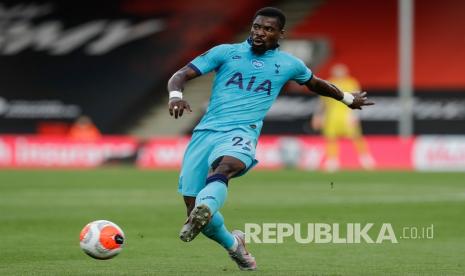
188, 44, 230, 75
292, 59, 313, 84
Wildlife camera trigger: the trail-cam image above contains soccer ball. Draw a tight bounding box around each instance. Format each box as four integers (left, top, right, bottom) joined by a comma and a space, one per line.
79, 220, 125, 260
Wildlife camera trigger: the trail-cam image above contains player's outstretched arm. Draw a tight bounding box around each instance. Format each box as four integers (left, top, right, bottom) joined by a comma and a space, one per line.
167, 66, 200, 119
305, 76, 374, 109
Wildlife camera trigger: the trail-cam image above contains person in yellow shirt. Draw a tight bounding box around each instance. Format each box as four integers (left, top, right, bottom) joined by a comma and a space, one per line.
312, 64, 375, 171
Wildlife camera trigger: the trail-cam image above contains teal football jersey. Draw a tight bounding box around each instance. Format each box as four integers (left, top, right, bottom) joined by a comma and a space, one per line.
189, 39, 312, 135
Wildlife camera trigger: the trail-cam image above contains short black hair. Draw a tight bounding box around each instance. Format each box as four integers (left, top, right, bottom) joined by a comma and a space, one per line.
254, 7, 286, 30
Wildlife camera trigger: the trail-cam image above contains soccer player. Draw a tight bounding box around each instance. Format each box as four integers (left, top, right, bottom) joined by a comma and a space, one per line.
312, 64, 375, 171
167, 7, 374, 270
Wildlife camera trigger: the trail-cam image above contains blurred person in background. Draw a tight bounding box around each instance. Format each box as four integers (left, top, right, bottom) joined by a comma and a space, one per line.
167, 7, 373, 271
68, 115, 101, 141
312, 63, 375, 171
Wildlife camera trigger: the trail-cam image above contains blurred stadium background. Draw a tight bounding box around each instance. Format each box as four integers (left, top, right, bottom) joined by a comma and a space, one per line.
0, 0, 464, 170
1, 0, 465, 275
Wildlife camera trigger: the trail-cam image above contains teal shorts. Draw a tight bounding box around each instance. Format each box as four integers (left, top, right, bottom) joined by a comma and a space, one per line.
178, 129, 258, 197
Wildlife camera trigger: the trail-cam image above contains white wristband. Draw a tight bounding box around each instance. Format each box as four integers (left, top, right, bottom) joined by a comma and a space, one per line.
169, 90, 183, 99
341, 92, 354, 105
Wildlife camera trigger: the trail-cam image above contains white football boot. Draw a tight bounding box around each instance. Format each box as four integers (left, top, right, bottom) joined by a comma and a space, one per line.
228, 230, 257, 271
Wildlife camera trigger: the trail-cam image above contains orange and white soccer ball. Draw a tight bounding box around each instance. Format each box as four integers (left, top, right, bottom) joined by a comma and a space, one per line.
79, 220, 125, 260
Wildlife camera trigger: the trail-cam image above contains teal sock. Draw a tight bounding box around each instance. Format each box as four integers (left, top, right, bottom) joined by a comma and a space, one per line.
201, 211, 235, 249
196, 175, 228, 215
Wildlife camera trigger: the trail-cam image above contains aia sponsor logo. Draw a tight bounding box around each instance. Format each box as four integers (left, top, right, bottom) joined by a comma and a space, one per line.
225, 72, 271, 95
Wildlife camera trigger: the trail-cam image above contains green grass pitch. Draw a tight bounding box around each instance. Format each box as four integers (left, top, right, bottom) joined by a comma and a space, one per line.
0, 169, 464, 275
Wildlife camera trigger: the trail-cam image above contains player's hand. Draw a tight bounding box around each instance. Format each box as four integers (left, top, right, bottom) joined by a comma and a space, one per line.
168, 98, 192, 119
348, 92, 374, 110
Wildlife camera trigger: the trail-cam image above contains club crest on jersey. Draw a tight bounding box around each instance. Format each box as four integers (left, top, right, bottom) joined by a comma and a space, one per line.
251, 59, 264, 69
275, 63, 280, 74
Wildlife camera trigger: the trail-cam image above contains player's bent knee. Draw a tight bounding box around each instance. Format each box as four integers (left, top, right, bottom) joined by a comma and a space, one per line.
211, 156, 224, 171
212, 156, 246, 178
